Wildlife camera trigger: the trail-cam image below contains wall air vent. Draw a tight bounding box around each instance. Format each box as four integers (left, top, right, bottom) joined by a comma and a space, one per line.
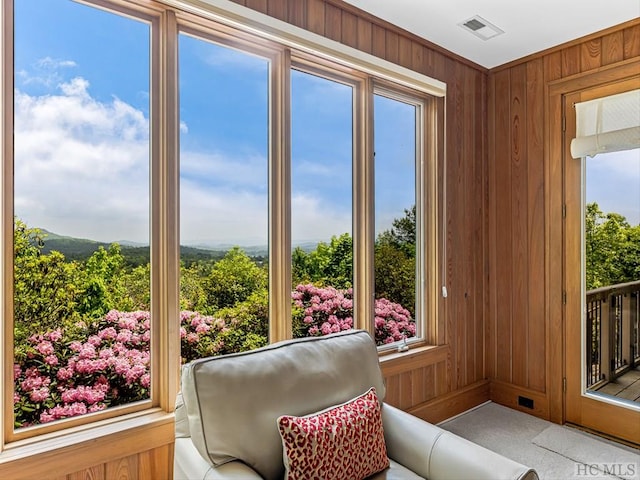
459, 15, 504, 41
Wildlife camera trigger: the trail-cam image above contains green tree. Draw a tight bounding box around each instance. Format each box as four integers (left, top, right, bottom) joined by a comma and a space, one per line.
585, 202, 634, 289
377, 205, 416, 257
619, 224, 640, 282
180, 262, 209, 312
203, 247, 268, 311
374, 206, 416, 316
121, 263, 151, 311
13, 219, 82, 342
216, 289, 269, 353
78, 244, 131, 317
374, 242, 415, 316
292, 233, 353, 289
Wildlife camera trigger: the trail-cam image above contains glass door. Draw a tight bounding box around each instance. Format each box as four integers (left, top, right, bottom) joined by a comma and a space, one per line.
564, 80, 640, 445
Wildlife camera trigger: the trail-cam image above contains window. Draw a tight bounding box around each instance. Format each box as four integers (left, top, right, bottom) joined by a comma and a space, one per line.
373, 91, 420, 346
583, 149, 640, 396
291, 68, 354, 338
2, 0, 444, 445
178, 31, 270, 361
12, 0, 152, 432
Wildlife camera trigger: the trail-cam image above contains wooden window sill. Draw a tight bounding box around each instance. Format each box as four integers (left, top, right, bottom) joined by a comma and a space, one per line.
0, 410, 175, 480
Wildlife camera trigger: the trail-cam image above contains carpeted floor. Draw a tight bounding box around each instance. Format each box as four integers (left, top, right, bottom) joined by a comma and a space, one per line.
438, 402, 639, 480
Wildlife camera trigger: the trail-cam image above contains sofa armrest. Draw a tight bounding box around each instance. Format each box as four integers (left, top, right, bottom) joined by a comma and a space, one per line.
382, 403, 444, 478
382, 404, 538, 480
175, 393, 262, 480
174, 438, 263, 480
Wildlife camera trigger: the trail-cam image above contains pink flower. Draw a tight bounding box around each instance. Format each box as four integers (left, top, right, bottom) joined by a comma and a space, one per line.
78, 344, 97, 360
116, 329, 132, 343
47, 329, 63, 342
36, 341, 54, 356
44, 355, 59, 366
186, 333, 199, 344
29, 387, 50, 403
98, 327, 117, 340
56, 367, 74, 381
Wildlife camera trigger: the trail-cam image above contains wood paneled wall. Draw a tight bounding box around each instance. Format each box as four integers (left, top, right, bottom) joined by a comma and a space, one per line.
487, 19, 640, 422
231, 0, 490, 420
55, 445, 173, 480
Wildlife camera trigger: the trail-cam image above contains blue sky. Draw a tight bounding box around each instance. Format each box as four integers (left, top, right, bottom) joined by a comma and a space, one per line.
13, 0, 639, 248
586, 150, 640, 225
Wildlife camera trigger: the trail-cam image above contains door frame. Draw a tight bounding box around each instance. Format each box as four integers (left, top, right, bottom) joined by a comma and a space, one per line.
551, 62, 640, 445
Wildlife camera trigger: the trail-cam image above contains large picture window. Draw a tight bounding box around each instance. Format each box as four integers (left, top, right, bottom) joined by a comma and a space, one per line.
179, 31, 270, 361
12, 0, 152, 431
2, 0, 444, 447
291, 68, 354, 339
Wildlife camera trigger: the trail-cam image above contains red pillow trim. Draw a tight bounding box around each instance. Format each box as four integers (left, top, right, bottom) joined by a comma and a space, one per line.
277, 387, 389, 480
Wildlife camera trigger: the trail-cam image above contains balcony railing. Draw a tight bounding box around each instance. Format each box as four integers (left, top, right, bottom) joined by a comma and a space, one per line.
586, 280, 640, 389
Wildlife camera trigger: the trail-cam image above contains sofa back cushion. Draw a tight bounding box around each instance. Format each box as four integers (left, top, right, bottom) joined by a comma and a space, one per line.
180, 329, 386, 480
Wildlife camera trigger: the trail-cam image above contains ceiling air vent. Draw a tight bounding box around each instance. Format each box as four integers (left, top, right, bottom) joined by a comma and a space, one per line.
459, 15, 504, 41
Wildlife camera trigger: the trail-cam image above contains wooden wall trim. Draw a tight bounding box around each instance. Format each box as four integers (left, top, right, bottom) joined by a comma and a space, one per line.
408, 380, 490, 424
492, 18, 640, 73
380, 345, 449, 377
548, 59, 640, 94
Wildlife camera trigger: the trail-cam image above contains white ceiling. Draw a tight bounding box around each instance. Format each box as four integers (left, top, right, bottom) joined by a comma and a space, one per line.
341, 0, 640, 69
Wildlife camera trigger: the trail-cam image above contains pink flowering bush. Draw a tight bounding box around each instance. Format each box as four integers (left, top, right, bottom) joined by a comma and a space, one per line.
14, 310, 151, 428
292, 284, 415, 345
292, 284, 354, 337
14, 309, 229, 428
373, 297, 416, 345
14, 287, 413, 428
179, 310, 227, 362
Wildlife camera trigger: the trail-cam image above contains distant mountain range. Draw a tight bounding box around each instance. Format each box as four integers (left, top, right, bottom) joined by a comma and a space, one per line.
35, 229, 320, 265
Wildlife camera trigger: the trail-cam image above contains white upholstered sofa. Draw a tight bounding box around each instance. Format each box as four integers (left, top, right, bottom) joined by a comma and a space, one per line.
174, 329, 538, 480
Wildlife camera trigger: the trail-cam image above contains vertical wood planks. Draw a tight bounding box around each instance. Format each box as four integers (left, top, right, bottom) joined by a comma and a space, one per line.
356, 17, 372, 53
341, 10, 357, 48
493, 68, 513, 383
601, 31, 624, 65
324, 3, 341, 42
510, 63, 529, 388
306, 0, 324, 36
580, 39, 601, 72
525, 58, 546, 392
487, 18, 640, 420
623, 24, 640, 59
105, 455, 138, 480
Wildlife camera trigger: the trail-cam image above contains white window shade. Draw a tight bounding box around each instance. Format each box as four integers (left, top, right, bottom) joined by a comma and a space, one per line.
571, 89, 640, 159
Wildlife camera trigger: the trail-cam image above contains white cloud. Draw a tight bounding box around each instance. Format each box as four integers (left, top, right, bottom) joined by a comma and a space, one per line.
14, 77, 150, 243
18, 56, 77, 89
181, 150, 266, 189
291, 193, 351, 243
180, 178, 268, 246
